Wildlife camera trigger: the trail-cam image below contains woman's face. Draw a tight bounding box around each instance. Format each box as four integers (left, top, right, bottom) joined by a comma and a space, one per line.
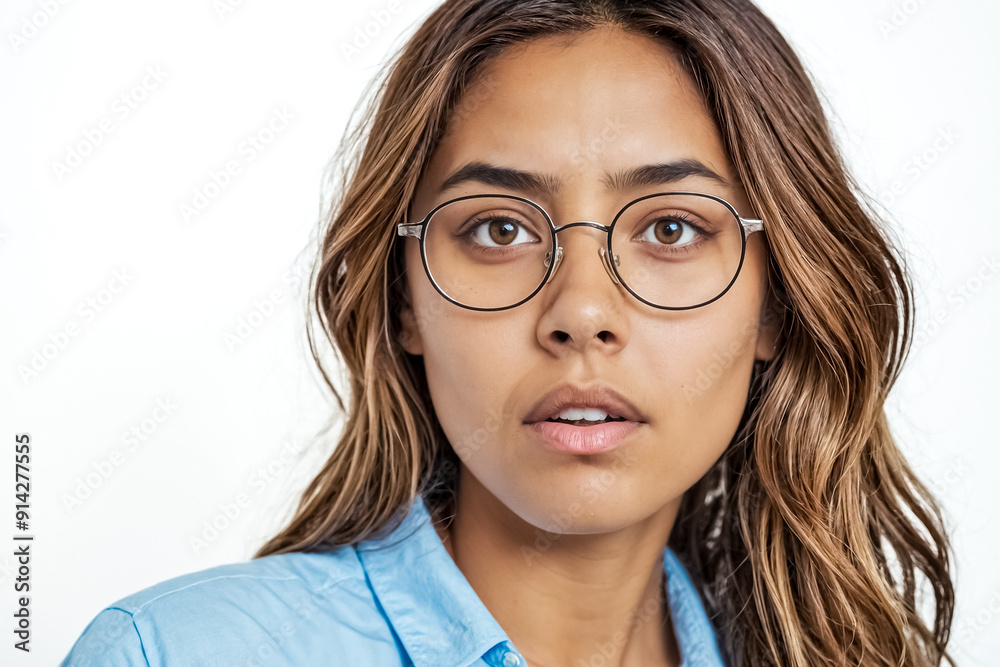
401, 28, 779, 535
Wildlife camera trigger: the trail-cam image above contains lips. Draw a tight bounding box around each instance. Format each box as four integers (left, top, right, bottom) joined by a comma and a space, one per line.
523, 383, 647, 425
520, 384, 646, 455
529, 419, 641, 454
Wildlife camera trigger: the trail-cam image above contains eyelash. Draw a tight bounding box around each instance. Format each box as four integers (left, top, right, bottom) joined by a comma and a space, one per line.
454, 215, 538, 255
634, 212, 711, 256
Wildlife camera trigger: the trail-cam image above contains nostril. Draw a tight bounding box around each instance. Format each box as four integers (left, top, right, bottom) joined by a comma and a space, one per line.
597, 330, 611, 343
554, 331, 570, 343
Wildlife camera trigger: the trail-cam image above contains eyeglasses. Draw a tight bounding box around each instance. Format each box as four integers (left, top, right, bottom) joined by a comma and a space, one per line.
397, 192, 764, 311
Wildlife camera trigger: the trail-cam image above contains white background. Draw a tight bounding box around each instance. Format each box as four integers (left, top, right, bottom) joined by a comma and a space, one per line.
1, 0, 997, 664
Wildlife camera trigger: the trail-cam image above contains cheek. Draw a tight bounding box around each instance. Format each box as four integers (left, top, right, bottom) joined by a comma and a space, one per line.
628, 287, 764, 480
406, 235, 533, 442
408, 276, 529, 469
422, 325, 516, 454
420, 320, 538, 512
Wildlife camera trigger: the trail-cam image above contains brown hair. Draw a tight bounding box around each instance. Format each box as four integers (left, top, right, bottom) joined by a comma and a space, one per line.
254, 1, 955, 665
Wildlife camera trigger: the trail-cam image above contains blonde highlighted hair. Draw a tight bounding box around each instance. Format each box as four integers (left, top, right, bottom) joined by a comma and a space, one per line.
255, 1, 955, 664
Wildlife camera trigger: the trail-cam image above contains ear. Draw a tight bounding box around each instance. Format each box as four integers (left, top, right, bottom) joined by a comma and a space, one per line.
754, 281, 786, 362
398, 279, 424, 356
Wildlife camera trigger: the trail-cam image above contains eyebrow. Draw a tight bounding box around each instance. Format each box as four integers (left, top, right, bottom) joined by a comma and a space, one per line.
438, 159, 730, 195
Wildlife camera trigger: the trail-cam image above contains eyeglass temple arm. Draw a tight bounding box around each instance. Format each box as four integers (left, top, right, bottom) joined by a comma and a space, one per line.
397, 223, 423, 238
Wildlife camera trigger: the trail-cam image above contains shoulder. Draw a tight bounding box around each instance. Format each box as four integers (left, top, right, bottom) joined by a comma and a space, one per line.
111, 548, 365, 615
61, 547, 406, 666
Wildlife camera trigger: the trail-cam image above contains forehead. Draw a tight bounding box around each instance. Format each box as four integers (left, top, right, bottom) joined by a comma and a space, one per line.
419, 27, 737, 199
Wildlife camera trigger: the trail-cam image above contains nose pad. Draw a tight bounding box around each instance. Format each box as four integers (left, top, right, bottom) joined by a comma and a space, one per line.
599, 247, 621, 285
543, 246, 563, 284
542, 245, 621, 285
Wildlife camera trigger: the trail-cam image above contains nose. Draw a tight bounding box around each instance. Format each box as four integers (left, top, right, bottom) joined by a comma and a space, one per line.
535, 223, 631, 356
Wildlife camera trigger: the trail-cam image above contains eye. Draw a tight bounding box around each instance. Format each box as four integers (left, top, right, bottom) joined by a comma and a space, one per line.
637, 215, 700, 247
468, 215, 539, 248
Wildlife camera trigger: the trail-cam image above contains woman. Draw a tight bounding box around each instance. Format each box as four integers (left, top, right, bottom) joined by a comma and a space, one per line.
62, 0, 955, 665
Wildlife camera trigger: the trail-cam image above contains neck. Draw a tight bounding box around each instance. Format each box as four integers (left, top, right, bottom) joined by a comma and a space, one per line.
436, 468, 683, 667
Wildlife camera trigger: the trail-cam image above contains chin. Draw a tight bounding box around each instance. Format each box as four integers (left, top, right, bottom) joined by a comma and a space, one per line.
500, 478, 673, 537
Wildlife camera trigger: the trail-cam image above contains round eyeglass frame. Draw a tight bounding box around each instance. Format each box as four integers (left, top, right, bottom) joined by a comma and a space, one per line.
396, 191, 765, 312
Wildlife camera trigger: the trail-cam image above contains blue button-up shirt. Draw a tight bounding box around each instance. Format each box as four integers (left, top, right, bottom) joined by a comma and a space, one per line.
62, 494, 725, 666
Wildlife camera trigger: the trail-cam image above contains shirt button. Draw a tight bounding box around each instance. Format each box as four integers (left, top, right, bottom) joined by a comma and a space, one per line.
502, 652, 522, 667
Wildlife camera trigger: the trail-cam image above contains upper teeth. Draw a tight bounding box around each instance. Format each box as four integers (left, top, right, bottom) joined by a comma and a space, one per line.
557, 407, 614, 421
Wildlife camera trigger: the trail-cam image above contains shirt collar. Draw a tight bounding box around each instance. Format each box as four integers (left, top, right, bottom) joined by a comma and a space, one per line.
355, 494, 510, 667
355, 494, 723, 667
664, 548, 726, 666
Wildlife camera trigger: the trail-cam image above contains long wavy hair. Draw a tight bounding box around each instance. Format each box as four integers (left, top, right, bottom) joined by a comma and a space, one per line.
253, 1, 955, 665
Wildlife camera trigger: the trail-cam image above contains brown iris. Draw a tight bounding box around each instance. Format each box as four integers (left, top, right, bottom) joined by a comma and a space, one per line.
488, 219, 518, 245
653, 219, 683, 244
